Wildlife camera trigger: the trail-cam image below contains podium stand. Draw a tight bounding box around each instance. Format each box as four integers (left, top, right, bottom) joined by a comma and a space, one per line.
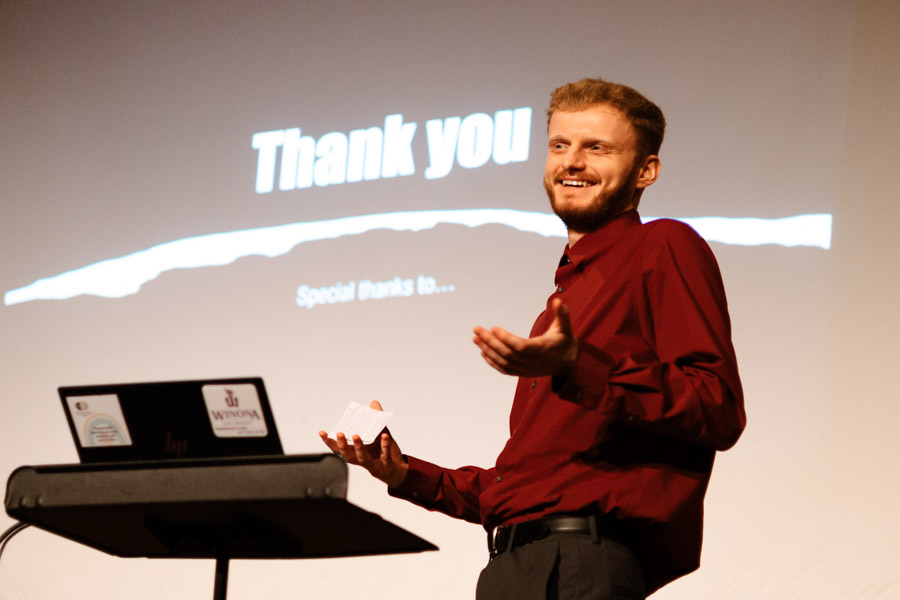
4, 454, 437, 599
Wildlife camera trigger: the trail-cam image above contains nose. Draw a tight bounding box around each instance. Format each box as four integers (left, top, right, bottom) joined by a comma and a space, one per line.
562, 147, 585, 171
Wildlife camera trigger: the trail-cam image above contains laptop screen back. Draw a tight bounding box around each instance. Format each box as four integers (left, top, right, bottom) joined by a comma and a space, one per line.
59, 377, 283, 463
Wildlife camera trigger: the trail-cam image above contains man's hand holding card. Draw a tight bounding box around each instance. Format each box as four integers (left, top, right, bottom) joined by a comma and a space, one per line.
319, 400, 408, 488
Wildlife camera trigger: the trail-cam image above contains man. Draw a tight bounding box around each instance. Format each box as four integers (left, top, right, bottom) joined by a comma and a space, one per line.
320, 78, 745, 599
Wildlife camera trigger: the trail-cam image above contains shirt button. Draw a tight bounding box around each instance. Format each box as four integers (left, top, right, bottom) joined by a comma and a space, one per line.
530, 380, 536, 389
557, 286, 564, 293
496, 476, 503, 482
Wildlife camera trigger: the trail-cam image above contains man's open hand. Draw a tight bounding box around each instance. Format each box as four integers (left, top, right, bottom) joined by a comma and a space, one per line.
473, 297, 578, 377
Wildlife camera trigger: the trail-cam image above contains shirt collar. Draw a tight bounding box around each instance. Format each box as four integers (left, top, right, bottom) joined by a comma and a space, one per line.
562, 209, 643, 265
555, 210, 642, 287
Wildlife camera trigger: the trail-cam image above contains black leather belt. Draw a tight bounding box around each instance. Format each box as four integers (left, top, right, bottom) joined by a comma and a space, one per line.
487, 514, 635, 559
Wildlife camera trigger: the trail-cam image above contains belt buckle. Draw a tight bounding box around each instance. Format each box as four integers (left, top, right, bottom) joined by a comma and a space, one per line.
488, 525, 508, 559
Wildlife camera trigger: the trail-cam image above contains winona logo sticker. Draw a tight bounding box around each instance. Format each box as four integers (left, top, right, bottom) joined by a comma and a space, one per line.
252, 107, 532, 193
202, 384, 268, 438
224, 388, 239, 408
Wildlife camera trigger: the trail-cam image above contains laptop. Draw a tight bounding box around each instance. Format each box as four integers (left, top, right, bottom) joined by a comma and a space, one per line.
59, 377, 283, 463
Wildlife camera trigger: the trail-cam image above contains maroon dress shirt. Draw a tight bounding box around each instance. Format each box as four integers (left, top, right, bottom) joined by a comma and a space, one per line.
391, 210, 745, 593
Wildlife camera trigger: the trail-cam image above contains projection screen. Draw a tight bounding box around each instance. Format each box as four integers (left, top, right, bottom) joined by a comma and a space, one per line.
2, 0, 899, 598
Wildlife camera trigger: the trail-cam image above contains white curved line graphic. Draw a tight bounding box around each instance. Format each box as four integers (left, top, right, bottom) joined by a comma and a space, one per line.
3, 209, 831, 305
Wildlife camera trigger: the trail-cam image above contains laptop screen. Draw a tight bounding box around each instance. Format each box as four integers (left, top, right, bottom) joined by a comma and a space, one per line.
59, 377, 283, 463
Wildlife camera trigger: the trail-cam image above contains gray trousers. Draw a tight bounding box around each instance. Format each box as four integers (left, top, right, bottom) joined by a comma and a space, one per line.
475, 533, 646, 600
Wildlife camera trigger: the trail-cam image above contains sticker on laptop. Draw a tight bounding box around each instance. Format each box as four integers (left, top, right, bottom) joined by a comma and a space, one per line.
66, 394, 133, 447
202, 384, 268, 438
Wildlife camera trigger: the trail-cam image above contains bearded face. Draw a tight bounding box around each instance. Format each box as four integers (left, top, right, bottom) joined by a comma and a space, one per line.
543, 105, 653, 239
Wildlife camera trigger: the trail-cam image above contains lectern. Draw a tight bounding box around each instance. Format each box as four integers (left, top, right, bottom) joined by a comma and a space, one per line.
5, 454, 437, 599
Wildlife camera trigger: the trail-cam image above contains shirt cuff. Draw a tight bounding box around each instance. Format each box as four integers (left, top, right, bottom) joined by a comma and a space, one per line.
388, 455, 441, 504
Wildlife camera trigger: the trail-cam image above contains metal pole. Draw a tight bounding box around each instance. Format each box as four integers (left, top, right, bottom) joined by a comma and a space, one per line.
213, 557, 229, 600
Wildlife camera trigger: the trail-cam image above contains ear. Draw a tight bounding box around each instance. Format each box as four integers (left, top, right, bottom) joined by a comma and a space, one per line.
635, 155, 661, 190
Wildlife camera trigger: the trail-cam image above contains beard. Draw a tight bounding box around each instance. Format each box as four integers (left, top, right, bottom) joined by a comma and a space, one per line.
544, 166, 640, 234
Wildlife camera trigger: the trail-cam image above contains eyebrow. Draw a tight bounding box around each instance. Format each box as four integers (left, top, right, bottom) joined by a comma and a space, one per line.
548, 135, 617, 149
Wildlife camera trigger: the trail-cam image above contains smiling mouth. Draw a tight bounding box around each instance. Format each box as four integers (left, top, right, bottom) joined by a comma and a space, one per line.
560, 179, 596, 188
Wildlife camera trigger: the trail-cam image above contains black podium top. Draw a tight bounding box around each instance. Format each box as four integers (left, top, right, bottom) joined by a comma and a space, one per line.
5, 454, 437, 559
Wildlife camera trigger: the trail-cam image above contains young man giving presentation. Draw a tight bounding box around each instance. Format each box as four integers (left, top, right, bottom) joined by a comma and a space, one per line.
320, 77, 746, 599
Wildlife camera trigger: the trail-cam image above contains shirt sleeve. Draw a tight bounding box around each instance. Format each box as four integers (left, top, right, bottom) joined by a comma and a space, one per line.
554, 220, 746, 450
388, 455, 496, 525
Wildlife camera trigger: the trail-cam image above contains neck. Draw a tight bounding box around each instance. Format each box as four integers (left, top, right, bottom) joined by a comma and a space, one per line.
567, 230, 585, 247
566, 205, 637, 248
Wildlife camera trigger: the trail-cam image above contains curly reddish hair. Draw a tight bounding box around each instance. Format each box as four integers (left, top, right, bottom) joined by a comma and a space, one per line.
547, 78, 666, 159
